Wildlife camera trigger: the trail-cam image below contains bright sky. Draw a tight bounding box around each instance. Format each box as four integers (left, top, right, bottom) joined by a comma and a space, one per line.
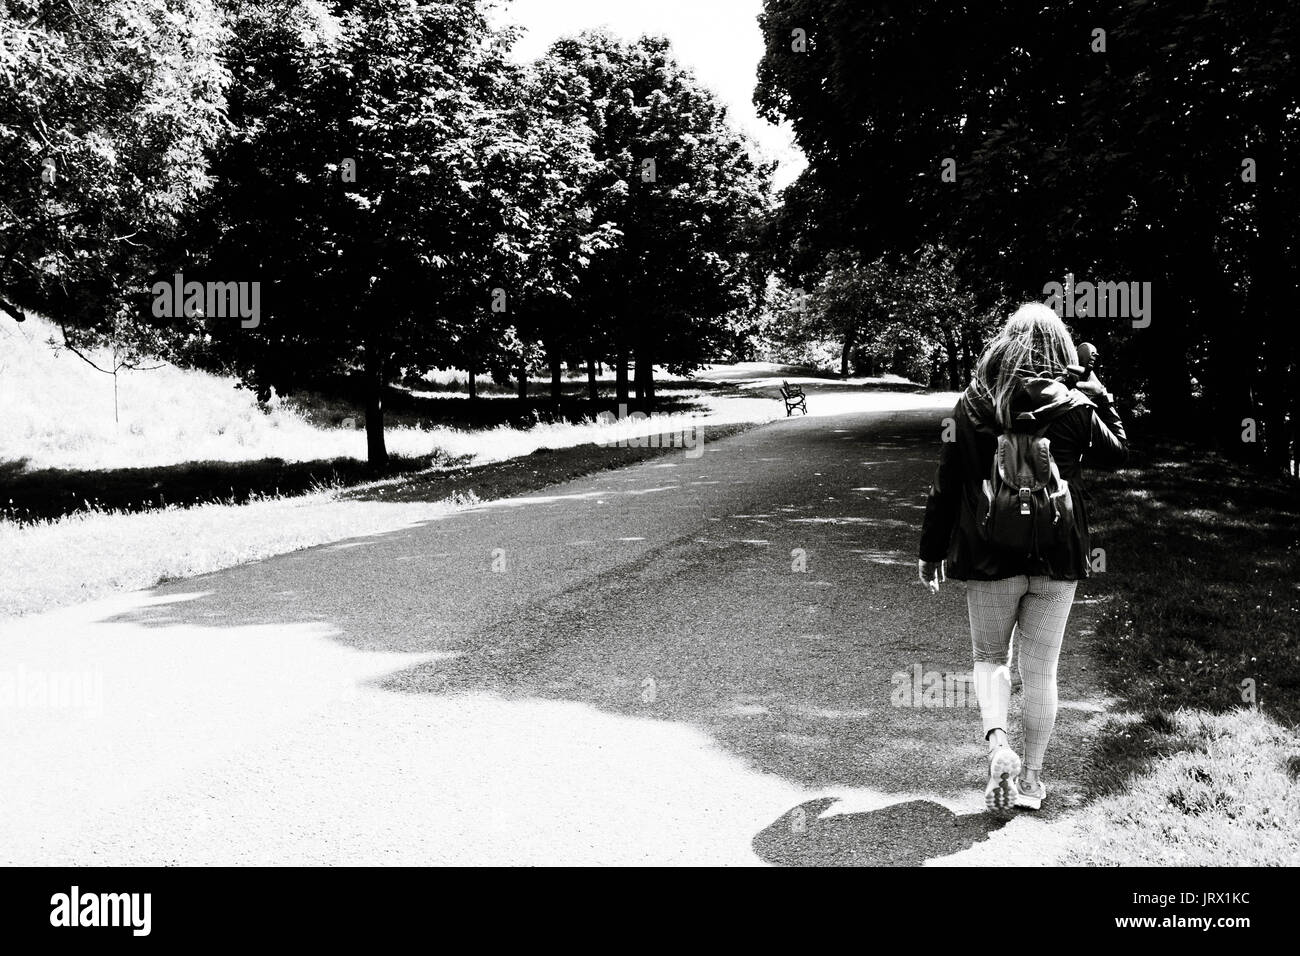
490, 0, 806, 190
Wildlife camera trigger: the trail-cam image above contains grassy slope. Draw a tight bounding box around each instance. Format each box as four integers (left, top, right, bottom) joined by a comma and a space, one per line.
1065, 440, 1300, 865
0, 316, 434, 471
0, 316, 778, 617
0, 316, 730, 470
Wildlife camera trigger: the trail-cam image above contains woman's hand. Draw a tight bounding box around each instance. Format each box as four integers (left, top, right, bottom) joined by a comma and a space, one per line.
918, 559, 944, 594
1074, 370, 1112, 403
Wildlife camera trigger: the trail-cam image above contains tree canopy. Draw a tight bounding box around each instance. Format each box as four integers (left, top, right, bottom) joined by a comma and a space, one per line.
0, 0, 228, 346
757, 0, 1300, 468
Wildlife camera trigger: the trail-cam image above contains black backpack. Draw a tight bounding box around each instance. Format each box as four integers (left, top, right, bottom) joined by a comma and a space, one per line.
976, 423, 1076, 556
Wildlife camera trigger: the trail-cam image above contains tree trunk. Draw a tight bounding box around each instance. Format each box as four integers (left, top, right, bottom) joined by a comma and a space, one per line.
940, 323, 961, 390
518, 353, 528, 402
1202, 243, 1256, 462
587, 357, 598, 402
1141, 272, 1195, 427
1250, 133, 1292, 472
840, 326, 857, 378
467, 366, 477, 400
633, 353, 648, 405
615, 346, 630, 405
549, 349, 562, 404
644, 365, 655, 408
364, 343, 388, 468
1287, 326, 1300, 475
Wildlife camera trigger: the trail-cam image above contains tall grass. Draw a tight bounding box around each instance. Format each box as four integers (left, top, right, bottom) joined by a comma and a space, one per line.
0, 316, 774, 475
0, 316, 450, 471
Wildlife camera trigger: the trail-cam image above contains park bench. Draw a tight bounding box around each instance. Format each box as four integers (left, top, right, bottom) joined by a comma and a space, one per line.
779, 380, 807, 416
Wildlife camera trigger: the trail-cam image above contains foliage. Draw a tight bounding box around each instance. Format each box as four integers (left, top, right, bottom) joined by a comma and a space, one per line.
757, 0, 1300, 468
543, 32, 773, 397
0, 0, 229, 341
763, 244, 994, 384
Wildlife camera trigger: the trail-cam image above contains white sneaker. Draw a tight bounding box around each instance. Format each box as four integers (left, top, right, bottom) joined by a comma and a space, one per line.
985, 746, 1022, 817
1016, 777, 1047, 810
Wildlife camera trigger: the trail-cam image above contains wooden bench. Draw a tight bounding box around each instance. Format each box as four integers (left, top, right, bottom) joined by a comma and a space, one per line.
779, 380, 807, 416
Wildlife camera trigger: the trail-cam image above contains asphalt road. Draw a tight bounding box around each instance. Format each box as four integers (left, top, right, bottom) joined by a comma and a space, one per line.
1, 388, 1110, 865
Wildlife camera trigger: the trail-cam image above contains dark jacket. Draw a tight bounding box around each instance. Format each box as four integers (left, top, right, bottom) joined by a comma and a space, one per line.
918, 377, 1129, 581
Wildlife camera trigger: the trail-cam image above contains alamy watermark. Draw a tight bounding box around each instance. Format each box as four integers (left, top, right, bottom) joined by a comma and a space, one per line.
598, 404, 704, 459
50, 886, 151, 936
1043, 272, 1150, 328
151, 272, 260, 328
0, 665, 103, 714
891, 662, 980, 709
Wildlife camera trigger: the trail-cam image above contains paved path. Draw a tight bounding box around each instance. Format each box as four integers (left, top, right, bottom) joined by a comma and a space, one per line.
1, 390, 1110, 865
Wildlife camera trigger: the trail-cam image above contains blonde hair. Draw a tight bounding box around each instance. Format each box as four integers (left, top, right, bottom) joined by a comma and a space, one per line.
972, 303, 1078, 428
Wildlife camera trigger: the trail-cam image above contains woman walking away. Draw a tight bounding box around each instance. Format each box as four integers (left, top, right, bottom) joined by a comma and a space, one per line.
917, 303, 1128, 816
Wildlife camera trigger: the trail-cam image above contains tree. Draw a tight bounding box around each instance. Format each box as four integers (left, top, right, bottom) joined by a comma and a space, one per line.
491, 47, 618, 406
188, 0, 541, 465
0, 0, 228, 344
544, 32, 773, 408
768, 244, 991, 384
757, 0, 1300, 469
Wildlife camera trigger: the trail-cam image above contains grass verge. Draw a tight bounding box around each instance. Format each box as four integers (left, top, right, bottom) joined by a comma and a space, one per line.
0, 425, 753, 619
1064, 440, 1300, 865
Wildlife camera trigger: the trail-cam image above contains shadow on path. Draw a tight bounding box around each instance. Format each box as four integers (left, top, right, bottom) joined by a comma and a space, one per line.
754, 798, 1005, 866
97, 403, 1107, 831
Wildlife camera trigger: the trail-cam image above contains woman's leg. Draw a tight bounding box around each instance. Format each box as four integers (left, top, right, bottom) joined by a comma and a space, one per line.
1015, 576, 1078, 772
966, 576, 1028, 742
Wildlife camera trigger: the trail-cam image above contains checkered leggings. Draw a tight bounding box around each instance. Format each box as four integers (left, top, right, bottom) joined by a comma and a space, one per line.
966, 575, 1077, 771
